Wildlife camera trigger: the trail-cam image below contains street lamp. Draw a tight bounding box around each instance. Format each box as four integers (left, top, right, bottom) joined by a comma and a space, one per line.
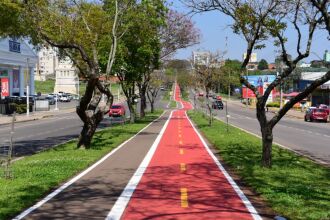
26, 58, 30, 116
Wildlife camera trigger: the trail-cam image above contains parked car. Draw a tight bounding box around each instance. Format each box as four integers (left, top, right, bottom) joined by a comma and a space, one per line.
109, 104, 126, 117
198, 92, 204, 97
216, 95, 222, 101
59, 95, 70, 102
304, 107, 328, 122
212, 100, 224, 110
46, 96, 56, 105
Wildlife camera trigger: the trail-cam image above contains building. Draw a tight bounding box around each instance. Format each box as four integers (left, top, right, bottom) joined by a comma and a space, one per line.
268, 63, 276, 70
192, 51, 210, 66
324, 50, 330, 62
243, 53, 258, 71
0, 38, 37, 97
243, 53, 257, 62
299, 69, 330, 105
299, 62, 311, 68
54, 57, 78, 94
35, 47, 58, 81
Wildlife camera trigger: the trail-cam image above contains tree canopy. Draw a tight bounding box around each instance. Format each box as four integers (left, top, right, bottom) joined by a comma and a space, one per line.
258, 59, 269, 70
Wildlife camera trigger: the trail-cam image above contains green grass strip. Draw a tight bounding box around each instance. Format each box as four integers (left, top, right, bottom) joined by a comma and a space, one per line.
170, 100, 177, 108
188, 110, 330, 220
0, 110, 163, 220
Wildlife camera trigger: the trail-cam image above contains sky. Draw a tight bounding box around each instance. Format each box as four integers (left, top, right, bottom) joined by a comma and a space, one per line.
170, 1, 330, 63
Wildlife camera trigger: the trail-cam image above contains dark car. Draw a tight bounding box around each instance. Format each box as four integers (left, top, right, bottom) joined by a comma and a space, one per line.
212, 100, 224, 110
109, 104, 126, 117
45, 96, 56, 105
304, 107, 328, 122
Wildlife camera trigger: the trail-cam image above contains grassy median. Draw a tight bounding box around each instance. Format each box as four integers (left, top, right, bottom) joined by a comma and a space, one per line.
0, 110, 162, 220
188, 110, 330, 220
170, 100, 177, 108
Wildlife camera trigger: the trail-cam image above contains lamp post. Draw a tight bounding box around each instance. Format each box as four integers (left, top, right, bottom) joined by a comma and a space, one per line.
26, 58, 30, 116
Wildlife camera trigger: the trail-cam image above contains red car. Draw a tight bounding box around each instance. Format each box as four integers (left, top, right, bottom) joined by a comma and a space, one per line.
109, 104, 126, 117
216, 95, 222, 101
304, 107, 328, 122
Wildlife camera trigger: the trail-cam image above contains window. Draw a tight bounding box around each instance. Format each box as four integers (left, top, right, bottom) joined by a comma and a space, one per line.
9, 40, 21, 53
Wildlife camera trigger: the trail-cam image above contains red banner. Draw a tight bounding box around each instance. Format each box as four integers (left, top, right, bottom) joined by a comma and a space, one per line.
1, 78, 9, 97
242, 87, 264, 98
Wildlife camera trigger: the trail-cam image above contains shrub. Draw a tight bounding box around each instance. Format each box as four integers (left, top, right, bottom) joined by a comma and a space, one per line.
266, 102, 280, 108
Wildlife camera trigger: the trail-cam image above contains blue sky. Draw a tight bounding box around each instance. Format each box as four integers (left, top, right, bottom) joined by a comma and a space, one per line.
171, 2, 329, 63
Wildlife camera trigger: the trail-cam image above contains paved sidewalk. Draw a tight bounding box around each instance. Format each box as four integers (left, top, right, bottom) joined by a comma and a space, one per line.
0, 108, 76, 125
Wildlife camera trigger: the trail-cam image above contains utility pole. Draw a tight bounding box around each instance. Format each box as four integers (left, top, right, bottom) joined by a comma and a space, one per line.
225, 36, 230, 101
26, 58, 30, 116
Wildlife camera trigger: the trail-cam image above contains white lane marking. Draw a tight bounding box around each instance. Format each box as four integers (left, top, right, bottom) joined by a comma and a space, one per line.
186, 112, 262, 220
106, 111, 173, 220
13, 111, 167, 220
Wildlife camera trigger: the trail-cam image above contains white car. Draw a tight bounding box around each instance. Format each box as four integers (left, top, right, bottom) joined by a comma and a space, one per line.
59, 95, 70, 102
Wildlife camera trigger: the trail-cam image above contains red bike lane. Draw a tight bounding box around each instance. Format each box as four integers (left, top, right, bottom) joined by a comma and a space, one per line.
119, 84, 261, 219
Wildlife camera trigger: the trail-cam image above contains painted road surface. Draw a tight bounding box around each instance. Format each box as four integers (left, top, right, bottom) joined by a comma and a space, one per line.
112, 84, 261, 219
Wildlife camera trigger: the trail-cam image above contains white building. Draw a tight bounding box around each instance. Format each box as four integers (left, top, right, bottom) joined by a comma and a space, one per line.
54, 57, 78, 94
301, 71, 330, 88
243, 53, 257, 62
0, 38, 37, 97
192, 51, 210, 66
299, 62, 311, 68
35, 47, 58, 81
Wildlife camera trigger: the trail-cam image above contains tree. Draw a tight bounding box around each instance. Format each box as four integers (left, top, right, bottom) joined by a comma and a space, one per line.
193, 52, 222, 126
258, 59, 269, 70
160, 10, 201, 60
147, 70, 164, 113
185, 0, 330, 167
115, 0, 166, 122
0, 1, 25, 37
23, 0, 130, 149
215, 59, 241, 94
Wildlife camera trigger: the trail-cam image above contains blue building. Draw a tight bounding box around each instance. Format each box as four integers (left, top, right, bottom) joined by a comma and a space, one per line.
0, 38, 37, 97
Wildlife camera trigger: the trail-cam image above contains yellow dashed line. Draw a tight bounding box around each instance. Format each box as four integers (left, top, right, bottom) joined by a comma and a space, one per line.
179, 134, 182, 138
179, 140, 183, 145
180, 149, 184, 155
180, 188, 189, 208
180, 163, 186, 172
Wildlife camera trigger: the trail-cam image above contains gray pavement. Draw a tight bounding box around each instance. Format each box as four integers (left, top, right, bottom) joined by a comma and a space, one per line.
0, 92, 168, 157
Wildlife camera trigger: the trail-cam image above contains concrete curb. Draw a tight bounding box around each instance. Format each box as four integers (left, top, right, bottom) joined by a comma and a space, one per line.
0, 108, 76, 126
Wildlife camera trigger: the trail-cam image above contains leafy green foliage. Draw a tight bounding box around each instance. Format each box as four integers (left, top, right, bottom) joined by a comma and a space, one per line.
258, 59, 269, 70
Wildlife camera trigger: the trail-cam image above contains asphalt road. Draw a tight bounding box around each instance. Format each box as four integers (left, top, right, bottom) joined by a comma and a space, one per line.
0, 92, 168, 157
192, 94, 330, 165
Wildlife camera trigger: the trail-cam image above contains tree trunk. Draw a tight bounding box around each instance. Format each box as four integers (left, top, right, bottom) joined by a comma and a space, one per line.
127, 100, 136, 123
140, 92, 146, 118
261, 125, 273, 168
76, 76, 112, 149
256, 99, 273, 168
150, 100, 154, 113
77, 119, 97, 149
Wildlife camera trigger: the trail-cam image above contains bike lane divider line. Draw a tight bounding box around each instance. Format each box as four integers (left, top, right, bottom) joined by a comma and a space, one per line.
180, 188, 189, 208
106, 111, 174, 220
184, 110, 262, 220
